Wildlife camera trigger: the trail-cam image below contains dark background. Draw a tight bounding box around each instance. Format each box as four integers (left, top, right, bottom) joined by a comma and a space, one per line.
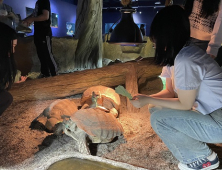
6, 0, 184, 37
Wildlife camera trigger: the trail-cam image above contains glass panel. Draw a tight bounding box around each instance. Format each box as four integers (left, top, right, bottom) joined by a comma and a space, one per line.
51, 13, 58, 28
26, 7, 34, 17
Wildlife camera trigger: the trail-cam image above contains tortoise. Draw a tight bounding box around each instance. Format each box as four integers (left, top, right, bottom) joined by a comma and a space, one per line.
81, 85, 121, 117
62, 107, 124, 155
32, 99, 78, 133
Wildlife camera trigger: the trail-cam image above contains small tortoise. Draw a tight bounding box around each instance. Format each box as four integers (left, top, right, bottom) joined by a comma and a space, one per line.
81, 85, 121, 117
62, 107, 124, 155
33, 99, 78, 133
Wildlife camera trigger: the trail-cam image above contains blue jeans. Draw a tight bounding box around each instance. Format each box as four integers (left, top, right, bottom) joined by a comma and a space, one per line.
149, 105, 222, 164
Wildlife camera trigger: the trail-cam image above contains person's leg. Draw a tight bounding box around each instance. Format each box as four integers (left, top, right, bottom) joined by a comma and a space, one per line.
0, 89, 13, 116
34, 36, 50, 77
44, 36, 58, 76
149, 106, 222, 164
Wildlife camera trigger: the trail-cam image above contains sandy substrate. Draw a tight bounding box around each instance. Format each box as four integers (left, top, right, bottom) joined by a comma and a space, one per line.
1, 94, 222, 170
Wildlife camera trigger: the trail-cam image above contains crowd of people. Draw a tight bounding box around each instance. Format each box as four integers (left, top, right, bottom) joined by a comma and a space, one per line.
1, 0, 222, 170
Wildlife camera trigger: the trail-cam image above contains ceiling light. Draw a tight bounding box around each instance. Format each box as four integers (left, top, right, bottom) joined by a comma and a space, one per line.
107, 7, 145, 46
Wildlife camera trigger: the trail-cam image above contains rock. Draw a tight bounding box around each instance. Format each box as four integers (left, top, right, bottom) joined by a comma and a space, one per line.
14, 36, 155, 76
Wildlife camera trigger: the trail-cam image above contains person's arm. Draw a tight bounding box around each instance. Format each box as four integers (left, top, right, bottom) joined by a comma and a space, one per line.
131, 54, 202, 110
23, 13, 34, 21
130, 88, 197, 110
206, 0, 222, 58
23, 9, 49, 25
3, 5, 19, 23
0, 5, 18, 23
150, 77, 175, 98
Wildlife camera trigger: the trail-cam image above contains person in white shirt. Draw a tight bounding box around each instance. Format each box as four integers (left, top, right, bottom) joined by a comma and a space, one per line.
130, 5, 222, 170
184, 0, 222, 66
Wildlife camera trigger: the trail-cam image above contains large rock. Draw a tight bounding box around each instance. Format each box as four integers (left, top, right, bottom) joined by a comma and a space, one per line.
14, 36, 155, 76
14, 36, 77, 75
103, 36, 155, 62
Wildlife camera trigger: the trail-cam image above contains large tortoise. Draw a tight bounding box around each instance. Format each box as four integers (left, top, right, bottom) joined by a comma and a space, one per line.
81, 85, 121, 117
32, 99, 78, 133
62, 107, 124, 155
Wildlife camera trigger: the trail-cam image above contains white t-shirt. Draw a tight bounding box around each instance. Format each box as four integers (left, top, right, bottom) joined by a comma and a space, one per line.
161, 44, 222, 115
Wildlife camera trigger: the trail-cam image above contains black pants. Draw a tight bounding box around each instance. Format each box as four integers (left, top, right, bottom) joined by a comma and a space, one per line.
34, 36, 58, 76
189, 38, 222, 67
0, 89, 13, 116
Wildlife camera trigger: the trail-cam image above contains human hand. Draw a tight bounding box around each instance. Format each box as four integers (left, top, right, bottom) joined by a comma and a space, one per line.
130, 94, 150, 108
22, 18, 33, 26
20, 76, 27, 82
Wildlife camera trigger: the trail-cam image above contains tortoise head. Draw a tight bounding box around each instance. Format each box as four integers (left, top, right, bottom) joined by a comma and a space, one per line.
62, 119, 78, 132
91, 91, 101, 106
62, 119, 71, 129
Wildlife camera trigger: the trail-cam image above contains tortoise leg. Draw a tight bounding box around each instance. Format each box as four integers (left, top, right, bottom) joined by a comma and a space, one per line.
81, 103, 89, 109
78, 132, 91, 155
110, 108, 118, 118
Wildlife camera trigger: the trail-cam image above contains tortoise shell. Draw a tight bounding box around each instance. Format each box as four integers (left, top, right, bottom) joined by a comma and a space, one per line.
37, 99, 78, 131
70, 108, 123, 143
81, 86, 121, 110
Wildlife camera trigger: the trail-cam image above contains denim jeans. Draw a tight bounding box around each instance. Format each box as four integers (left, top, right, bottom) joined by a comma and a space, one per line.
149, 105, 222, 164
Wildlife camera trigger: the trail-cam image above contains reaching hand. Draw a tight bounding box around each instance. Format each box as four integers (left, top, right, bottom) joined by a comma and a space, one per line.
130, 94, 150, 108
22, 18, 33, 26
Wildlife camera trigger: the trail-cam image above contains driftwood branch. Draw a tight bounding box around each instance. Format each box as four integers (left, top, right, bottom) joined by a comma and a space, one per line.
10, 58, 162, 102
125, 63, 140, 113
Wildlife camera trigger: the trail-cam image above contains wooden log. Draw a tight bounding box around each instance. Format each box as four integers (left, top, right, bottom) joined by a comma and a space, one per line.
139, 77, 163, 95
125, 63, 140, 113
9, 58, 162, 102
